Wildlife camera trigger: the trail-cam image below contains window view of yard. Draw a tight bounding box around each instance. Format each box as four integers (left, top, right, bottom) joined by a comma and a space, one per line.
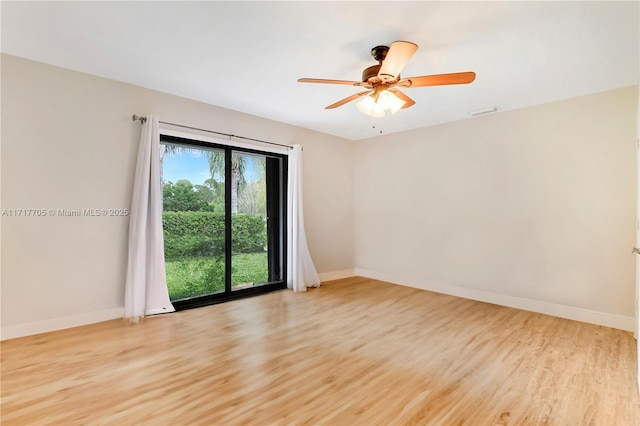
162, 145, 269, 301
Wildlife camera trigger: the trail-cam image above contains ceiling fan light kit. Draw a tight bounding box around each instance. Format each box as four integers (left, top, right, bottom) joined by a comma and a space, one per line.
357, 85, 406, 117
357, 96, 385, 117
298, 40, 476, 118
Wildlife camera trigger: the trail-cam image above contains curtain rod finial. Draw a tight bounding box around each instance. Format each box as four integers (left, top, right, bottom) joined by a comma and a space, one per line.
132, 114, 147, 124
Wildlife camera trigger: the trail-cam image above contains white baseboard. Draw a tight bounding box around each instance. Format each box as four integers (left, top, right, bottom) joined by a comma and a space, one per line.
0, 270, 358, 340
5, 269, 632, 339
319, 269, 356, 282
1, 307, 124, 341
355, 268, 635, 332
0, 270, 357, 339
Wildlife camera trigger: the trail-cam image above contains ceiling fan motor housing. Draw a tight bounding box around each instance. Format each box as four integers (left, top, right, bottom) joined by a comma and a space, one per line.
362, 64, 382, 83
362, 45, 391, 83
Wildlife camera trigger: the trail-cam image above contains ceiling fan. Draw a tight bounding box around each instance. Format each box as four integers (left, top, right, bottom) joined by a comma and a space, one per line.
298, 41, 476, 117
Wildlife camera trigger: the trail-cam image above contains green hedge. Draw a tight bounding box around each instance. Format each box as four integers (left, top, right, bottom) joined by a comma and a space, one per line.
163, 211, 266, 259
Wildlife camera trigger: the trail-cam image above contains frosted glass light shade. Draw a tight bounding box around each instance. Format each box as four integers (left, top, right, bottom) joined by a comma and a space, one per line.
378, 90, 406, 114
357, 95, 385, 117
356, 90, 406, 117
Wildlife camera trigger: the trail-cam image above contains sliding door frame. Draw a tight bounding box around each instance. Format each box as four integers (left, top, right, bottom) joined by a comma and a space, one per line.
160, 134, 287, 310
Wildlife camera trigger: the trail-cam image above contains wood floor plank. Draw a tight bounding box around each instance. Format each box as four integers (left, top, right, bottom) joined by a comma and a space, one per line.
2, 277, 639, 425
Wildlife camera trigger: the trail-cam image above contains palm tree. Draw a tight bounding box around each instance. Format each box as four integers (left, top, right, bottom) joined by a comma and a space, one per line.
237, 157, 266, 217
208, 152, 246, 213
162, 145, 248, 214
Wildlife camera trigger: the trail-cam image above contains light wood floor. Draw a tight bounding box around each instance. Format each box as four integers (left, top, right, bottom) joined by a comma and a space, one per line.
2, 277, 639, 425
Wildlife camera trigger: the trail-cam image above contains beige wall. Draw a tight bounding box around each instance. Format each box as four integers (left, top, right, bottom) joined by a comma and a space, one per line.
354, 86, 638, 320
1, 54, 355, 331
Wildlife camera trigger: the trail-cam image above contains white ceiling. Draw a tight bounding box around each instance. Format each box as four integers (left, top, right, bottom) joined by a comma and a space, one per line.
1, 1, 638, 140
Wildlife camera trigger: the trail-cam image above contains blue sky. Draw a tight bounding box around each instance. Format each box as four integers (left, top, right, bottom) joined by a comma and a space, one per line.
163, 149, 260, 185
163, 149, 211, 185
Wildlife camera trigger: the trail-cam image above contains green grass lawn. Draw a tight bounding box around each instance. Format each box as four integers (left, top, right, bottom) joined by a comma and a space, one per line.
166, 252, 268, 300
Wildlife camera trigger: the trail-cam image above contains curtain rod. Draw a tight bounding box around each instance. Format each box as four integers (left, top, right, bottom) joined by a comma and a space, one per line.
132, 114, 293, 150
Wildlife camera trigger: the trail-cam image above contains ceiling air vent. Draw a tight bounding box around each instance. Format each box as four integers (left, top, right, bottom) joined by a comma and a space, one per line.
469, 106, 499, 117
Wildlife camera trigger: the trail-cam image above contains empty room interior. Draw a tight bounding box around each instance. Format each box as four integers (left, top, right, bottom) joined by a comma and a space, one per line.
2, 1, 640, 424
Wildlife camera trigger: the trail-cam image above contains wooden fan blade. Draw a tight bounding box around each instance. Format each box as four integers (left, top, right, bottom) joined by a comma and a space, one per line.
389, 89, 416, 109
378, 41, 418, 81
402, 72, 476, 87
325, 90, 373, 109
298, 78, 362, 86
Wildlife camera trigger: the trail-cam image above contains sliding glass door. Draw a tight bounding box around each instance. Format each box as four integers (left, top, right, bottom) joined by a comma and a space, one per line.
160, 135, 287, 309
230, 151, 285, 291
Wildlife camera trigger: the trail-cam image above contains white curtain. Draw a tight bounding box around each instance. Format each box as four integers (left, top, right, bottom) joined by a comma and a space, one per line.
124, 115, 175, 321
287, 144, 321, 291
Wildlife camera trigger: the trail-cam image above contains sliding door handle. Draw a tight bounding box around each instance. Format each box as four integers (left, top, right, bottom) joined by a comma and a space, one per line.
632, 247, 640, 255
